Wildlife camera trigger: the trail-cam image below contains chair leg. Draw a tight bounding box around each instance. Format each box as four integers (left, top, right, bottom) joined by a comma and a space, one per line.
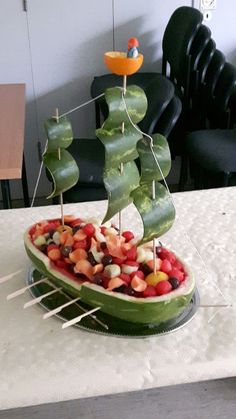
22, 153, 30, 207
178, 155, 188, 191
222, 172, 231, 187
1, 180, 12, 209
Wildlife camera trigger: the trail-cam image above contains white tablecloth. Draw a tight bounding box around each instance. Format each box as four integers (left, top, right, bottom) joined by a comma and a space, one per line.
0, 187, 236, 410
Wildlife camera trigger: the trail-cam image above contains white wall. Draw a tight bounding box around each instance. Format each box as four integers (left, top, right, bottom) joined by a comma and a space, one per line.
0, 0, 235, 200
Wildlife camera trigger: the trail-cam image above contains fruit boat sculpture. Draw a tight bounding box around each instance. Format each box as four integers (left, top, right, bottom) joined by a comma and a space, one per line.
24, 40, 195, 325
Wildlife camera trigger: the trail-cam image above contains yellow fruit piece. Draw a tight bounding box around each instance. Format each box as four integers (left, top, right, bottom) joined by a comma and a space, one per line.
145, 271, 169, 286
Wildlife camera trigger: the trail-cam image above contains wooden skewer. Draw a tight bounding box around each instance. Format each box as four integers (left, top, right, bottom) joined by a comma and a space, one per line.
43, 297, 81, 319
62, 307, 101, 329
0, 269, 22, 284
7, 278, 47, 300
199, 304, 233, 308
54, 107, 64, 226
45, 279, 108, 330
23, 287, 62, 309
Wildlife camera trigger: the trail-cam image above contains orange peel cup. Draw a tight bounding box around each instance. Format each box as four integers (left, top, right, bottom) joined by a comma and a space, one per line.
104, 52, 144, 76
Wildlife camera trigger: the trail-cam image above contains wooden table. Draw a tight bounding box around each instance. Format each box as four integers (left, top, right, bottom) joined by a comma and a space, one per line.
0, 83, 29, 208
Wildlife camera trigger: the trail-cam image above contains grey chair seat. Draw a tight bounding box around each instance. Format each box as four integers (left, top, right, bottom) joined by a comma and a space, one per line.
186, 129, 236, 172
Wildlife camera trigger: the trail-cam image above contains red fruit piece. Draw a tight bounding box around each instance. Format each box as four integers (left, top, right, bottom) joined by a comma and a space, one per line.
70, 218, 83, 227
169, 268, 184, 282
48, 248, 61, 261
161, 259, 172, 274
173, 260, 184, 271
122, 231, 134, 242
100, 227, 107, 235
125, 260, 139, 267
126, 246, 137, 261
143, 285, 157, 297
159, 248, 176, 264
130, 270, 144, 280
55, 260, 68, 270
43, 222, 58, 234
73, 239, 87, 250
112, 257, 124, 265
47, 244, 59, 253
155, 280, 172, 296
29, 225, 36, 237
119, 273, 131, 284
83, 223, 95, 237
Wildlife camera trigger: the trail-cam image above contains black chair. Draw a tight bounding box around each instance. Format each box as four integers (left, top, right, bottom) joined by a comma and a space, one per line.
183, 61, 236, 189
50, 138, 106, 204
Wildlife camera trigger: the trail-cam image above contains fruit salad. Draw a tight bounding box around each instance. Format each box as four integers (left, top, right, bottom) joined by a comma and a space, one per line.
29, 216, 187, 298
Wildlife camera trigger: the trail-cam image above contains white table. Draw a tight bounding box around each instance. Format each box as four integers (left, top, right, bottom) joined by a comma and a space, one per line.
1, 188, 236, 418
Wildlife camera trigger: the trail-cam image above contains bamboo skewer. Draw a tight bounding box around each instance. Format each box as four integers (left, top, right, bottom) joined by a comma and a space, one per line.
119, 75, 127, 237
23, 287, 62, 309
7, 278, 47, 300
62, 306, 101, 329
43, 297, 81, 319
0, 269, 22, 284
54, 107, 64, 226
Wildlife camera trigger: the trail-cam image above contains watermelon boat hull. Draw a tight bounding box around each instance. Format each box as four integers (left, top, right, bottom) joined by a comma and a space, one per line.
24, 228, 195, 325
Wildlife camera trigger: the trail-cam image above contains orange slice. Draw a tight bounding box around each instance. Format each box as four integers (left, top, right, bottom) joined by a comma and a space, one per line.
104, 52, 143, 76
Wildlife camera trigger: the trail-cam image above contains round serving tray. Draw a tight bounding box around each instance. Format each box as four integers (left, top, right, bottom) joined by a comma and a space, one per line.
28, 267, 200, 338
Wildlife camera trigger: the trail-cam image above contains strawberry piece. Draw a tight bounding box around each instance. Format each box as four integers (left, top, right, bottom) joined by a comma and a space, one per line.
48, 248, 61, 261
169, 268, 184, 282
83, 223, 95, 237
122, 231, 134, 242
112, 256, 124, 265
143, 285, 157, 297
155, 280, 172, 295
29, 225, 36, 237
55, 260, 68, 270
100, 227, 107, 235
43, 222, 58, 234
47, 244, 59, 253
70, 218, 83, 227
130, 270, 145, 280
159, 248, 176, 264
161, 259, 172, 274
173, 260, 184, 271
73, 239, 87, 250
125, 260, 139, 267
119, 273, 131, 284
126, 246, 137, 261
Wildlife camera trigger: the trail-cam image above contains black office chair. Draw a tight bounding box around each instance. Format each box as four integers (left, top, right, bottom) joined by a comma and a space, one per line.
184, 61, 236, 189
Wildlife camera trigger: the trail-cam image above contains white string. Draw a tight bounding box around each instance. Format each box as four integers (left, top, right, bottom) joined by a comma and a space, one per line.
121, 92, 230, 311
30, 93, 105, 206
59, 93, 105, 119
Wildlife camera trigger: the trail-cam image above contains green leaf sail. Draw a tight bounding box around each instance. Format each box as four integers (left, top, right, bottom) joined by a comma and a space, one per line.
103, 85, 148, 127
96, 86, 147, 170
43, 149, 79, 199
45, 117, 73, 152
138, 134, 171, 182
131, 182, 175, 244
103, 162, 140, 223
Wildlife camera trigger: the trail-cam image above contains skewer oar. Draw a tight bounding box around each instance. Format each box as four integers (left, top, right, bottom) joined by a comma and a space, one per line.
62, 306, 101, 329
7, 278, 47, 300
0, 269, 22, 284
43, 297, 81, 319
24, 287, 62, 309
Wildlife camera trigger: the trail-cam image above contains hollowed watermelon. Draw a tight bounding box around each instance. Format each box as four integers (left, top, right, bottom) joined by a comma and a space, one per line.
24, 219, 195, 325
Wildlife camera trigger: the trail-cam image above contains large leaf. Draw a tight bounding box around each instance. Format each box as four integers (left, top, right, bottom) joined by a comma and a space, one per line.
45, 117, 73, 152
138, 134, 171, 182
96, 125, 141, 169
44, 149, 79, 199
103, 161, 140, 223
131, 181, 175, 244
103, 85, 147, 127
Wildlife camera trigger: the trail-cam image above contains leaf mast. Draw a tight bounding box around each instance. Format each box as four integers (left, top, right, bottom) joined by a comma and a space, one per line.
44, 110, 79, 224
